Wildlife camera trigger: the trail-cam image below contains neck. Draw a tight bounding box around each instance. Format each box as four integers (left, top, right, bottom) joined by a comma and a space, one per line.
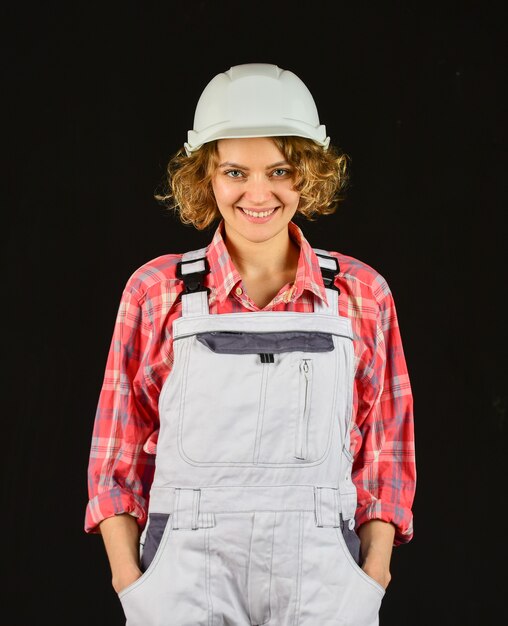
222, 222, 300, 280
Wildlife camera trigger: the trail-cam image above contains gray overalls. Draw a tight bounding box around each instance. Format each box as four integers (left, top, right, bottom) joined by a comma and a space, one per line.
118, 246, 386, 625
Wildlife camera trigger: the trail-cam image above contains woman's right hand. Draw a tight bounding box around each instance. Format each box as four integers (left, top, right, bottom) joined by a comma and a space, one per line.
112, 563, 144, 594
98, 514, 144, 595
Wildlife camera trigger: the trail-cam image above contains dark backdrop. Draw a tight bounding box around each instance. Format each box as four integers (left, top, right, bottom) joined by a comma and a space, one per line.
3, 2, 505, 624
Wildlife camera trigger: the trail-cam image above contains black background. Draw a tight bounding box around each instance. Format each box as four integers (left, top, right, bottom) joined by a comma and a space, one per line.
3, 1, 506, 624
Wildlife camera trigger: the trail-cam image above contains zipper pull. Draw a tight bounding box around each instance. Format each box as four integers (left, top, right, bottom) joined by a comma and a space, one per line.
301, 359, 310, 375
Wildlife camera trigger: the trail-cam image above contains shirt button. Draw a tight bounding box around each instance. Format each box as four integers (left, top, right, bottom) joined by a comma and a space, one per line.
235, 286, 243, 296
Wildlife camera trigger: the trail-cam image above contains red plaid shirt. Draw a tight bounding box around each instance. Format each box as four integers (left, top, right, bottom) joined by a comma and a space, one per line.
85, 219, 416, 545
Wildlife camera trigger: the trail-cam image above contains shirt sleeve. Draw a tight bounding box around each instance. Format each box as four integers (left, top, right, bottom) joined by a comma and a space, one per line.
351, 277, 416, 546
84, 284, 158, 534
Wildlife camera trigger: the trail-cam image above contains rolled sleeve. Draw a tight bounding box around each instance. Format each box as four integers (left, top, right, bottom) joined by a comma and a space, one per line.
352, 277, 416, 546
84, 487, 147, 535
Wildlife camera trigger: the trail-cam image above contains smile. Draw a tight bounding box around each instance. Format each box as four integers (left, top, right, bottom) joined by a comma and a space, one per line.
239, 207, 278, 218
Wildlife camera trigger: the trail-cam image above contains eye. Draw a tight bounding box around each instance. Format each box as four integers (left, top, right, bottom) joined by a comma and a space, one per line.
272, 168, 291, 177
224, 169, 244, 178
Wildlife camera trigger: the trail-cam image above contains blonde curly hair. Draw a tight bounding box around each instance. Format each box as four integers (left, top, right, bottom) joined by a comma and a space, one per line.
154, 137, 349, 231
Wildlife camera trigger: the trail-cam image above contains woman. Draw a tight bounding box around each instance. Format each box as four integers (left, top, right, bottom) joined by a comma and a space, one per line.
85, 63, 416, 626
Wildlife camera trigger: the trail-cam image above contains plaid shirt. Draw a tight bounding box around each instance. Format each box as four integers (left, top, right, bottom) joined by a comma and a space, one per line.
85, 219, 416, 546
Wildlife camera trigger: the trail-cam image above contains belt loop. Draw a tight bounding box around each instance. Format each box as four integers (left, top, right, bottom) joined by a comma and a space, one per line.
313, 486, 341, 528
172, 488, 201, 530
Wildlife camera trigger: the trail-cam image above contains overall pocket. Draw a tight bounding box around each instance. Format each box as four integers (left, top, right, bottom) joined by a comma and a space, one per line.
118, 513, 172, 600
334, 525, 386, 598
180, 343, 268, 464
178, 331, 337, 465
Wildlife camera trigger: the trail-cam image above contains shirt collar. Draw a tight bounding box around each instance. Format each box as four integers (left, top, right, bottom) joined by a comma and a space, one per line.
206, 219, 329, 306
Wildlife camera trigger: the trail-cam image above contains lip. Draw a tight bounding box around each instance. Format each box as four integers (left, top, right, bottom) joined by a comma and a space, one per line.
239, 207, 279, 213
237, 206, 280, 223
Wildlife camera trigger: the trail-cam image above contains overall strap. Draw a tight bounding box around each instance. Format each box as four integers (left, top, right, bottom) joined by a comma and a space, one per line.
312, 249, 341, 316
176, 247, 211, 317
175, 246, 341, 317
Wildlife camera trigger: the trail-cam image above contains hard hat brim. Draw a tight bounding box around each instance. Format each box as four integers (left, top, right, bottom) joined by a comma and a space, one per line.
185, 125, 330, 155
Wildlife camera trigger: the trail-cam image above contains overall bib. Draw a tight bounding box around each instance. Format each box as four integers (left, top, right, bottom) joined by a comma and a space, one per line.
118, 246, 386, 625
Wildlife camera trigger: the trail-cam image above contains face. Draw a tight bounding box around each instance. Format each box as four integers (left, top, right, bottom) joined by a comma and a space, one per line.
211, 137, 300, 246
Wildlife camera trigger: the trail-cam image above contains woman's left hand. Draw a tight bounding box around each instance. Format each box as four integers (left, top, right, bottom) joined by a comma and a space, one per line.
357, 519, 395, 591
362, 557, 392, 590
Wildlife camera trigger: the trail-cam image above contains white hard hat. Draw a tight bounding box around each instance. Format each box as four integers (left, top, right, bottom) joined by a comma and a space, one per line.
184, 63, 330, 156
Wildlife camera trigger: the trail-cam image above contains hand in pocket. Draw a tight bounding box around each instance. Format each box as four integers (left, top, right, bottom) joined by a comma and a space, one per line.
113, 564, 143, 595
361, 560, 391, 591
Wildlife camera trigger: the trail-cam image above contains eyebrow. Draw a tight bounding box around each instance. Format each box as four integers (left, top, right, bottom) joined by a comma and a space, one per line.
218, 161, 290, 170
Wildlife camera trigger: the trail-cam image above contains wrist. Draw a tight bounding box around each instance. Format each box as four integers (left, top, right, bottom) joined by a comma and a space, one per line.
361, 543, 391, 568
357, 519, 395, 589
361, 556, 392, 590
112, 561, 143, 594
357, 520, 395, 559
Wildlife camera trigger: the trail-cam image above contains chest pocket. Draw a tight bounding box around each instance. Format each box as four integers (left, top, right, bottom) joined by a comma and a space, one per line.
177, 331, 340, 466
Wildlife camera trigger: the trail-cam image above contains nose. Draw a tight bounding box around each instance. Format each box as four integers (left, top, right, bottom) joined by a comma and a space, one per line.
240, 174, 276, 206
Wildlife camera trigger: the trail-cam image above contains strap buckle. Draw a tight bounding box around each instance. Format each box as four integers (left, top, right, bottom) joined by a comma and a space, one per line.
315, 254, 341, 293
176, 257, 211, 295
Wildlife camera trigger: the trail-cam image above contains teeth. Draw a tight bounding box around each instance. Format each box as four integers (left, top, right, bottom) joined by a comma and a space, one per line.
242, 208, 276, 218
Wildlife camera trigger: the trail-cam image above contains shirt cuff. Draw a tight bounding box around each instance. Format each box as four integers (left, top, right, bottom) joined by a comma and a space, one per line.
355, 500, 414, 546
84, 487, 148, 534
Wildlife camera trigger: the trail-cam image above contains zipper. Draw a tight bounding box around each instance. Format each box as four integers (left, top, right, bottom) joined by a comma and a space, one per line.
252, 359, 270, 464
295, 358, 313, 459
